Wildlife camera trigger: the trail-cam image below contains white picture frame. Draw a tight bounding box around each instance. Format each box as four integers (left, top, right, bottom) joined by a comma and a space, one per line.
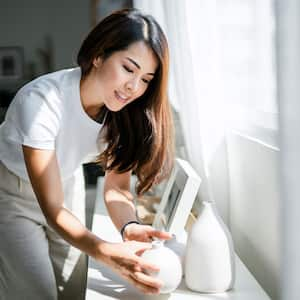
152, 158, 201, 235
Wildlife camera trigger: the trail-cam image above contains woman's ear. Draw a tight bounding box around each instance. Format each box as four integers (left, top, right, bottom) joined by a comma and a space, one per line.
93, 56, 103, 68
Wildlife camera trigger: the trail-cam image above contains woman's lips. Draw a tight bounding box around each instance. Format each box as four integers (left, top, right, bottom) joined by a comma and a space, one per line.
115, 91, 129, 103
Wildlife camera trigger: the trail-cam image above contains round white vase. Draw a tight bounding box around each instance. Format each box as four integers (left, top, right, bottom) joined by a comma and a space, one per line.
141, 240, 182, 294
185, 201, 235, 293
164, 230, 187, 276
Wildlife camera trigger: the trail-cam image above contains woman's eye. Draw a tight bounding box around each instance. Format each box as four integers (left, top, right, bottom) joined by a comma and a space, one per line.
142, 79, 150, 84
123, 65, 133, 73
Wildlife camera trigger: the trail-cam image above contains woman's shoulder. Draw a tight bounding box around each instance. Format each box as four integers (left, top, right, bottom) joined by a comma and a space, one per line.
9, 68, 76, 122
17, 67, 78, 100
7, 67, 82, 126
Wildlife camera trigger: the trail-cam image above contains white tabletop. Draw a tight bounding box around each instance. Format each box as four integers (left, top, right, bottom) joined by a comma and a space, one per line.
85, 181, 270, 300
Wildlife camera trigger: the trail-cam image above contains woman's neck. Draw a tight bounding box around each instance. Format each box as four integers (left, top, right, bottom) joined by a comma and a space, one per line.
80, 75, 104, 120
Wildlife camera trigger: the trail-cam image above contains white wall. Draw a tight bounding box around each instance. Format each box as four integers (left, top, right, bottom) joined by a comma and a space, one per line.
276, 0, 300, 299
0, 0, 90, 77
227, 131, 280, 300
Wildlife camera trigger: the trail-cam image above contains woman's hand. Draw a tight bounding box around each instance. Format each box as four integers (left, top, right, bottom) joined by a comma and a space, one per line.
123, 223, 172, 242
98, 240, 163, 294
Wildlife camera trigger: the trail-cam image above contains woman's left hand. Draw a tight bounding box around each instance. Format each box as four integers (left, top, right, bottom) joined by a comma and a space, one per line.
123, 223, 172, 242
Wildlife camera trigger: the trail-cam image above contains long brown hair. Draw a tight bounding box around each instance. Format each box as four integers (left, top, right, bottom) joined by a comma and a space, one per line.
77, 8, 174, 195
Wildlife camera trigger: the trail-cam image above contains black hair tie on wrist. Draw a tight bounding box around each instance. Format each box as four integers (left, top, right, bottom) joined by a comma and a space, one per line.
120, 220, 141, 241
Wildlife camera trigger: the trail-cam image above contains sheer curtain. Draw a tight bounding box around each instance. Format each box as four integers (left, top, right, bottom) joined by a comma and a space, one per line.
216, 0, 277, 140
133, 0, 277, 220
135, 0, 218, 194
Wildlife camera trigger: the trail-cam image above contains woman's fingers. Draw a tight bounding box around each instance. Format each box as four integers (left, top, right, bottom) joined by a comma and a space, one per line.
148, 229, 172, 240
131, 270, 163, 289
100, 241, 163, 294
135, 245, 152, 256
117, 251, 162, 291
134, 255, 160, 273
116, 260, 161, 294
126, 273, 160, 295
110, 250, 159, 274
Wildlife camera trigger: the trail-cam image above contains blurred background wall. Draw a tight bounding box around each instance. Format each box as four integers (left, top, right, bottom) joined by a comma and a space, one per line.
0, 0, 133, 183
0, 0, 90, 81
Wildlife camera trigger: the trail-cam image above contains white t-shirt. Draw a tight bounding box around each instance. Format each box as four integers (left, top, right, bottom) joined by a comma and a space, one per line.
0, 67, 105, 181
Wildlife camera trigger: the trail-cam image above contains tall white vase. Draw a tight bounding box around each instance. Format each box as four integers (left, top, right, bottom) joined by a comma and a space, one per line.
185, 201, 235, 292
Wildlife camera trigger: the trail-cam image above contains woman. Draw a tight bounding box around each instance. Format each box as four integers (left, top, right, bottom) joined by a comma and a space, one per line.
0, 8, 175, 300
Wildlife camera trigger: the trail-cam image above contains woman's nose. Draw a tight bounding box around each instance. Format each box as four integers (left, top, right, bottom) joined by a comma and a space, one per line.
125, 78, 139, 94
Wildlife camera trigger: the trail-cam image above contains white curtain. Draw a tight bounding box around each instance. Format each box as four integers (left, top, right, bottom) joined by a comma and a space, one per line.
134, 0, 221, 205
133, 0, 277, 219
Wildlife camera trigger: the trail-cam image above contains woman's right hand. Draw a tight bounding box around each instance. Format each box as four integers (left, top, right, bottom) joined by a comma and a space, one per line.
97, 240, 163, 295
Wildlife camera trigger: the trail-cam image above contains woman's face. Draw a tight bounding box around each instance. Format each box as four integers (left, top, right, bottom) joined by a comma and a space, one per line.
88, 41, 158, 112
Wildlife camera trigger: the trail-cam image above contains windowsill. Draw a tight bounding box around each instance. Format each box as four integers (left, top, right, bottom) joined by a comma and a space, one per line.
227, 126, 279, 151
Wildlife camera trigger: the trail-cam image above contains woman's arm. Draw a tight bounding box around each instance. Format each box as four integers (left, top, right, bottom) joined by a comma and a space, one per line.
104, 169, 138, 232
22, 145, 162, 294
22, 145, 105, 258
104, 169, 172, 242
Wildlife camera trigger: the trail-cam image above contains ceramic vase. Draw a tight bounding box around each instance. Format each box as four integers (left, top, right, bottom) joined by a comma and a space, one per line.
141, 240, 182, 294
185, 201, 235, 292
164, 230, 187, 276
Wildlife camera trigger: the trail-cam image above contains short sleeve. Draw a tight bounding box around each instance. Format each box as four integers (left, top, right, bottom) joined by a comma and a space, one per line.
12, 87, 62, 150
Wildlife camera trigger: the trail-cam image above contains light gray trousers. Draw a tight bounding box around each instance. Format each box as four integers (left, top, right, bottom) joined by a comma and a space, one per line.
0, 161, 87, 300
